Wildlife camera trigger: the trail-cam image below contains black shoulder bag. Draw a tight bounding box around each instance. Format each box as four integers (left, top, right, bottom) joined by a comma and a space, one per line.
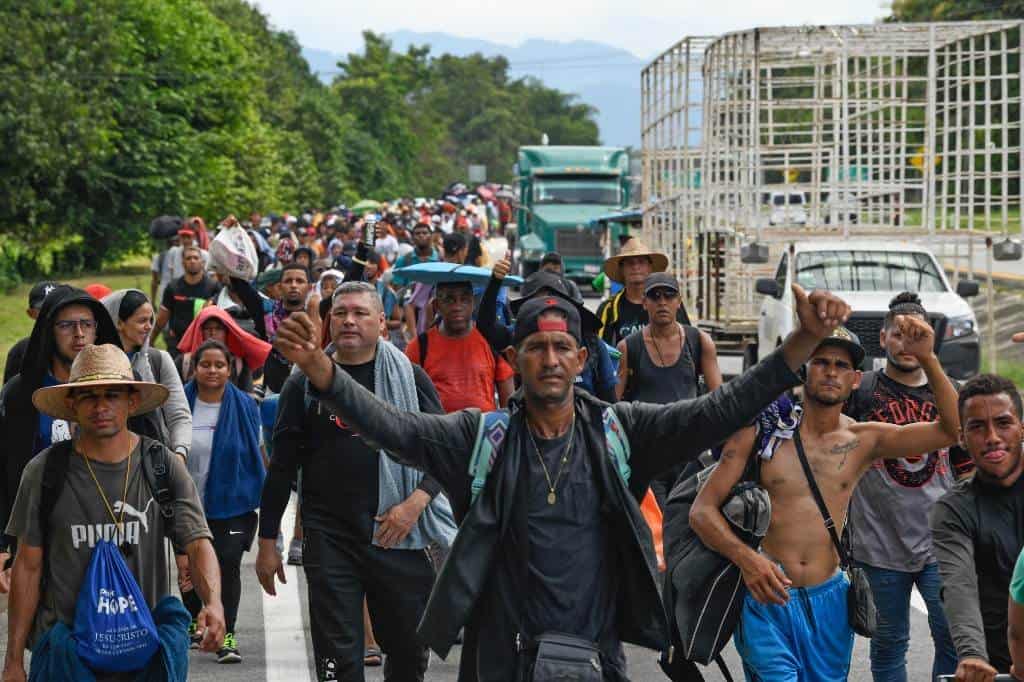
792, 428, 877, 638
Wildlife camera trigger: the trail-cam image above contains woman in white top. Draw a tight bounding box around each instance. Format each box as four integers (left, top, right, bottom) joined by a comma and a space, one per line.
101, 289, 191, 459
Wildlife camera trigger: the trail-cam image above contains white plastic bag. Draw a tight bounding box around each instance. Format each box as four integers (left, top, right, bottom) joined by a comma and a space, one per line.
210, 224, 258, 281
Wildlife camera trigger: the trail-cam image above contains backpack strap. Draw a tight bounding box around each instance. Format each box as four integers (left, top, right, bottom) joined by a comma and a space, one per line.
466, 406, 632, 505
602, 406, 632, 484
146, 348, 164, 382
682, 325, 702, 375
624, 331, 644, 390
139, 436, 176, 542
417, 331, 429, 365
38, 440, 75, 573
468, 410, 510, 504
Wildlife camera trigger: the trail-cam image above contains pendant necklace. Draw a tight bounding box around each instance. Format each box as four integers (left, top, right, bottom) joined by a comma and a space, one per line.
81, 448, 132, 556
527, 413, 576, 505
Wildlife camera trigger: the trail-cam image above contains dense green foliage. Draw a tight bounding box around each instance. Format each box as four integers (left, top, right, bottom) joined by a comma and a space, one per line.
0, 0, 598, 278
890, 0, 1024, 21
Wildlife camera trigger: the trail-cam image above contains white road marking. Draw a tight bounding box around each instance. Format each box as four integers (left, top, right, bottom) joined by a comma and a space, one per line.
264, 498, 313, 682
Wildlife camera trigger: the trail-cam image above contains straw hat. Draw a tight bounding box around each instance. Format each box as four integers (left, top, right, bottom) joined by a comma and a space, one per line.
32, 344, 169, 422
603, 239, 669, 281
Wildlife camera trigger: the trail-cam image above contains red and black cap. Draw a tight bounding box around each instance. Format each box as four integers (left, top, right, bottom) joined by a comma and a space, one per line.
513, 297, 583, 347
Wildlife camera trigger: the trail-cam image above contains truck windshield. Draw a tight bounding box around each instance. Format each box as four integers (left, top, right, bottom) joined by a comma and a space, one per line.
795, 250, 947, 293
533, 178, 620, 205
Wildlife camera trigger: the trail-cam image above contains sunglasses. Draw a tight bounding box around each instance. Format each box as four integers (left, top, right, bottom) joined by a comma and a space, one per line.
645, 289, 679, 302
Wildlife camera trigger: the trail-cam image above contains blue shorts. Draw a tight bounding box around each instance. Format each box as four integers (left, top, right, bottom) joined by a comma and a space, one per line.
734, 570, 854, 682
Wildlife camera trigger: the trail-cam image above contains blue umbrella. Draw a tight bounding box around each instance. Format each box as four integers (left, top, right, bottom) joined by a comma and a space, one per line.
392, 262, 523, 287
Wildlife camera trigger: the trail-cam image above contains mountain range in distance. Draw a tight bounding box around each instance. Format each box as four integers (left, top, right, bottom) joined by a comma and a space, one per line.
301, 30, 650, 148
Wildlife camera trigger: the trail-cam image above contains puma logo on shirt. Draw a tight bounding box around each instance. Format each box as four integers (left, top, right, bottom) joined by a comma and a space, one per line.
70, 498, 155, 549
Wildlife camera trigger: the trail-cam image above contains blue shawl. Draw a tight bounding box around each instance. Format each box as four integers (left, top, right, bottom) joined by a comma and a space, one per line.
30, 595, 190, 682
184, 380, 265, 519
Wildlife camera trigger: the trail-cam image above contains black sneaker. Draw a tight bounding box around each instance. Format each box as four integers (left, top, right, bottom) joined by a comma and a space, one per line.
217, 632, 241, 664
320, 657, 338, 681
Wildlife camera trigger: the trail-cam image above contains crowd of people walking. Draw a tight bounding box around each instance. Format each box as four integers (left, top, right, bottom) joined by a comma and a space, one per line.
1, 197, 1024, 682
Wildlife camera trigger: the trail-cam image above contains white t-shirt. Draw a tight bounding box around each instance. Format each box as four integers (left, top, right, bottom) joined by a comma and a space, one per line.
188, 399, 221, 507
152, 246, 210, 288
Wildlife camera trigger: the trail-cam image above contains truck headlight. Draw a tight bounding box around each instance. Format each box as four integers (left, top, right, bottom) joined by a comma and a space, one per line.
945, 314, 976, 339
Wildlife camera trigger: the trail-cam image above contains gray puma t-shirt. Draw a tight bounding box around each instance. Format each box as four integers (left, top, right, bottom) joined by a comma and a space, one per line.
6, 439, 211, 646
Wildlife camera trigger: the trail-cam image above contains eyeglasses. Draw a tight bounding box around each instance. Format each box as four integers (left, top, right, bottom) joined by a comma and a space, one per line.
645, 290, 678, 302
55, 319, 97, 334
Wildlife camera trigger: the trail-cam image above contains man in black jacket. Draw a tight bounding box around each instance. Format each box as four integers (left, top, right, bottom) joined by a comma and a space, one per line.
3, 281, 61, 385
0, 286, 123, 590
271, 284, 849, 681
930, 374, 1024, 680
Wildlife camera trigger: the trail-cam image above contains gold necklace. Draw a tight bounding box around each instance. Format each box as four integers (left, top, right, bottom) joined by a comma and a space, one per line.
81, 448, 131, 545
527, 414, 576, 505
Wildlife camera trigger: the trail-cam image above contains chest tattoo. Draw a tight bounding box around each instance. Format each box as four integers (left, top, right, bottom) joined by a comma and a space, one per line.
830, 439, 860, 470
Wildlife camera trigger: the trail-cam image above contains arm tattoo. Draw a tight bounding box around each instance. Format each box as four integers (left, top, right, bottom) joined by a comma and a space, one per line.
831, 439, 859, 470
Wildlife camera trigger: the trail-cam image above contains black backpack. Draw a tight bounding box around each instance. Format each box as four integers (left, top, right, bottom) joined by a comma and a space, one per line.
37, 436, 177, 580
660, 435, 768, 680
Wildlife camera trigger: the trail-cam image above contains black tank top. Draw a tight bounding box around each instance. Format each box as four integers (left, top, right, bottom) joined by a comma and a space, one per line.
622, 327, 698, 403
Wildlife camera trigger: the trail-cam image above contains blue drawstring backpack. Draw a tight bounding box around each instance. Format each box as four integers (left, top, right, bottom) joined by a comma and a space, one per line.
72, 539, 159, 672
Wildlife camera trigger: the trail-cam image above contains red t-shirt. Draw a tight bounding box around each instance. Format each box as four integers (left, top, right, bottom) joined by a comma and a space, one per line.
406, 327, 514, 412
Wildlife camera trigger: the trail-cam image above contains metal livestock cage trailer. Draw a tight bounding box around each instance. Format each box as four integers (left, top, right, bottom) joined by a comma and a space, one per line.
641, 22, 1024, 368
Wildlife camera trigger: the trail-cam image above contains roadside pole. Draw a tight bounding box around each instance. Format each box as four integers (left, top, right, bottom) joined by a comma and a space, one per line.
988, 237, 997, 373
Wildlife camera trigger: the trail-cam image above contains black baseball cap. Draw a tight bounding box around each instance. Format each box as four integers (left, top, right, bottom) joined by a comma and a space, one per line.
815, 326, 866, 368
513, 297, 583, 347
643, 273, 680, 296
540, 252, 562, 266
511, 271, 600, 333
29, 281, 61, 310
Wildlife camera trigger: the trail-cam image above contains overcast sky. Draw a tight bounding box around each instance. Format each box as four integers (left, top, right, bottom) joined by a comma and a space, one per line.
253, 0, 889, 58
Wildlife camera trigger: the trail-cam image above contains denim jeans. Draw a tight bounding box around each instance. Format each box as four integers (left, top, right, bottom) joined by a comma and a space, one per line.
859, 562, 957, 682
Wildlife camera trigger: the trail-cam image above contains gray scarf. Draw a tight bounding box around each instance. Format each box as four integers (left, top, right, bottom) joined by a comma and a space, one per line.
373, 339, 457, 550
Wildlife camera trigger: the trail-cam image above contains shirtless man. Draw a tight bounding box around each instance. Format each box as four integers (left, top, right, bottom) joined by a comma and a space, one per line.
690, 319, 960, 681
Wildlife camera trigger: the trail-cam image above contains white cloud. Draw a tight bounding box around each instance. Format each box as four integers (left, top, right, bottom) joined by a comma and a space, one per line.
252, 0, 886, 58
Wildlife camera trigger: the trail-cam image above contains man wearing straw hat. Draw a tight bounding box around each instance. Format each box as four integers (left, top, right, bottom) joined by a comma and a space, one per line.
2, 344, 224, 681
596, 239, 689, 347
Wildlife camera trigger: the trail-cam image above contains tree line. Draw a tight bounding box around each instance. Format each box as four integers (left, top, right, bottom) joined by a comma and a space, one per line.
0, 0, 598, 276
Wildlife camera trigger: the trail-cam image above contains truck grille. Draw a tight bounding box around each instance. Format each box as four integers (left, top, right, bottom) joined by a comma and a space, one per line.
844, 313, 947, 361
555, 230, 602, 259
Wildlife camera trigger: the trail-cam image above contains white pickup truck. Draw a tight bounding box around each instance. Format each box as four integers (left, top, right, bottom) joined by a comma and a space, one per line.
753, 240, 981, 379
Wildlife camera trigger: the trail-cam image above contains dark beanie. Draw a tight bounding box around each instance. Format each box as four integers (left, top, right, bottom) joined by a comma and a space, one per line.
118, 290, 150, 321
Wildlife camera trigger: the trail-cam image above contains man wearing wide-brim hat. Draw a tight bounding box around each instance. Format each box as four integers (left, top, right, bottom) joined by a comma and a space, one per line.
3, 344, 224, 681
596, 238, 689, 347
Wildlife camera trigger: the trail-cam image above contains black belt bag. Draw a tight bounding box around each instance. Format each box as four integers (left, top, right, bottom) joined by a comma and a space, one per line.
519, 632, 603, 682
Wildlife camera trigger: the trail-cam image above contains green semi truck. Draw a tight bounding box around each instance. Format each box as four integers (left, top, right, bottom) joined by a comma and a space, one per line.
515, 146, 631, 283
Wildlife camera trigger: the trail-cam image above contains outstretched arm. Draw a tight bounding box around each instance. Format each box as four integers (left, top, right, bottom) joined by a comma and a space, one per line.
690, 426, 791, 605
274, 313, 477, 495
855, 316, 960, 460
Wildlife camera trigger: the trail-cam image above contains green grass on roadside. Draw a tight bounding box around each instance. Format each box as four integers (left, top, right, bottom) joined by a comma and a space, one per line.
903, 207, 1021, 234
0, 257, 151, 368
983, 357, 1024, 388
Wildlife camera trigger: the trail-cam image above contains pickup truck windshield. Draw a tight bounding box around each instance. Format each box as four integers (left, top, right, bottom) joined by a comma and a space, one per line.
533, 178, 620, 205
795, 250, 947, 293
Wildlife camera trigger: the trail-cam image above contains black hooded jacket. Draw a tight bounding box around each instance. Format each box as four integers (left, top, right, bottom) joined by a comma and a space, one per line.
0, 286, 121, 548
